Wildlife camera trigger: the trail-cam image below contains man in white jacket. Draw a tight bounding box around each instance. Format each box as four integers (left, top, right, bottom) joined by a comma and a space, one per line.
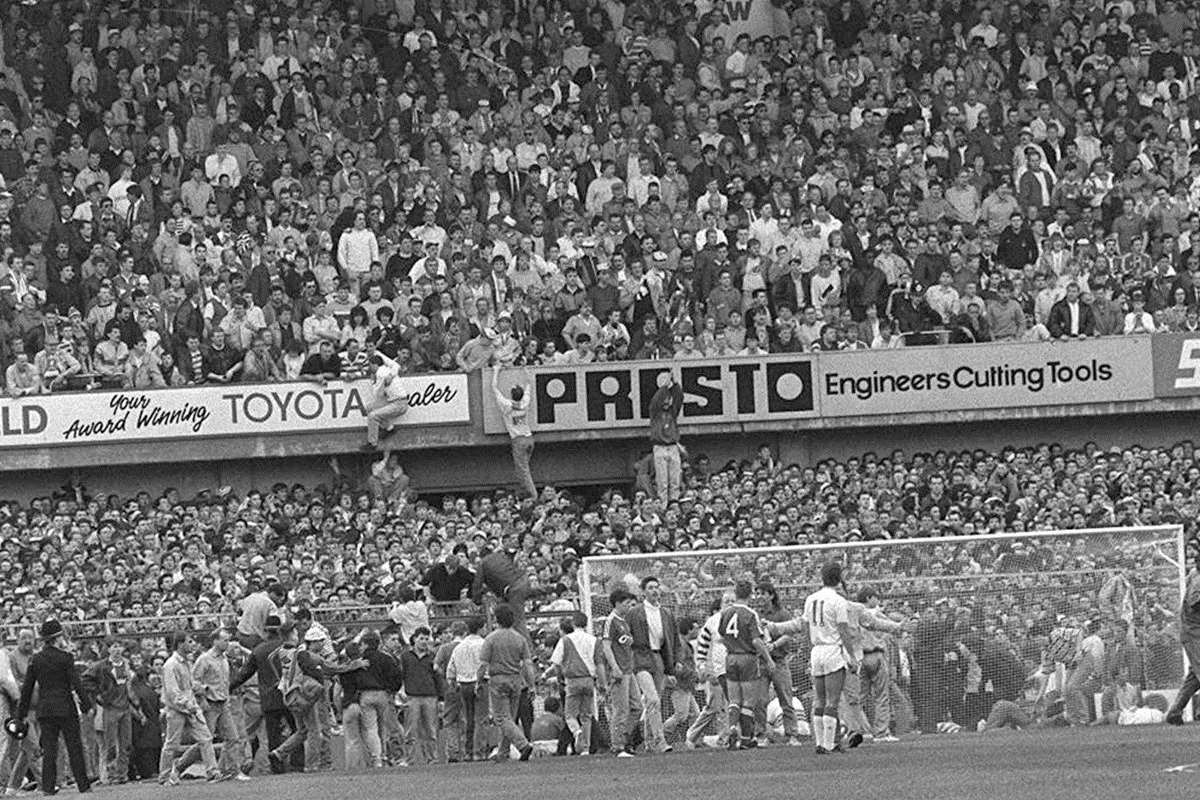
337, 211, 380, 297
363, 351, 408, 450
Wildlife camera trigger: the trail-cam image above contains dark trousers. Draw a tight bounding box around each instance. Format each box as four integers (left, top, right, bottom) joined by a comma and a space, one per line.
459, 683, 488, 759
40, 714, 90, 794
505, 582, 532, 642
263, 708, 299, 772
236, 632, 263, 651
517, 688, 533, 740
1169, 638, 1200, 718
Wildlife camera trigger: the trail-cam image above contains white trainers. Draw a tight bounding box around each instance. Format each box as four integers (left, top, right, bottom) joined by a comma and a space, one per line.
875, 734, 899, 743
616, 750, 635, 759
234, 773, 251, 782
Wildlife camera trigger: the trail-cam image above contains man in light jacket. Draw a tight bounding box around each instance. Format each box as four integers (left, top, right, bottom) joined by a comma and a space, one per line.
337, 210, 380, 297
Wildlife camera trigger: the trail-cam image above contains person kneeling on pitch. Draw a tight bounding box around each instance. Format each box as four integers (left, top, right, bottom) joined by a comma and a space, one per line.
362, 352, 409, 451
14, 620, 93, 795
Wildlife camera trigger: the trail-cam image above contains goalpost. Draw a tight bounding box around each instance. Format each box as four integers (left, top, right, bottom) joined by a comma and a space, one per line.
579, 525, 1188, 733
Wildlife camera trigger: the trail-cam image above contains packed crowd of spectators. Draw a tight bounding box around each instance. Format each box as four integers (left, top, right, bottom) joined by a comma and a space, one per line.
7, 0, 1200, 395
1, 437, 1194, 640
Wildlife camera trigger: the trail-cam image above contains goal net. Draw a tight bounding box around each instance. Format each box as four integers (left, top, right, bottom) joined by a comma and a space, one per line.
579, 526, 1188, 737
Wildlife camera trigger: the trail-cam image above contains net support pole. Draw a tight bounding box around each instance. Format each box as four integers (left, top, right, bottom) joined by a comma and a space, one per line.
578, 557, 593, 630
1179, 525, 1190, 684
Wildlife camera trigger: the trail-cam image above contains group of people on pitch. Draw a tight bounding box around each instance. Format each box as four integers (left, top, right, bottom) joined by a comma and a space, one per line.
597, 562, 909, 757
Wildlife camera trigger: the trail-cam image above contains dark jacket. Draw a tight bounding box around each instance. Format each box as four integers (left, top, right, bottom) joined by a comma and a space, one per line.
82, 657, 132, 709
356, 648, 403, 694
129, 672, 162, 752
625, 602, 678, 676
18, 644, 91, 719
231, 637, 284, 711
399, 649, 442, 698
471, 551, 528, 603
648, 383, 683, 445
1047, 298, 1096, 338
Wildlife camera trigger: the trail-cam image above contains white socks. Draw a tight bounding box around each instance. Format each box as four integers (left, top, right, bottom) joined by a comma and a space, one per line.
817, 715, 838, 749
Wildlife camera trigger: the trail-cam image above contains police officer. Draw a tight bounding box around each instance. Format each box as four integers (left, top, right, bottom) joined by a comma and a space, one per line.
15, 620, 92, 795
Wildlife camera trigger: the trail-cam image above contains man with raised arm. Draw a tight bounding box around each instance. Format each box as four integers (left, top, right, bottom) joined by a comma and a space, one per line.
492, 364, 536, 498
648, 371, 685, 501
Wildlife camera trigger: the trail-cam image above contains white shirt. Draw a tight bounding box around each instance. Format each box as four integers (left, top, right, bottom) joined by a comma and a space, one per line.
494, 386, 532, 439
446, 633, 484, 683
337, 227, 380, 275
644, 601, 664, 650
1067, 300, 1080, 334
550, 629, 600, 677
803, 586, 849, 647
1123, 310, 1156, 334
204, 151, 241, 187
373, 353, 406, 401
0, 648, 20, 698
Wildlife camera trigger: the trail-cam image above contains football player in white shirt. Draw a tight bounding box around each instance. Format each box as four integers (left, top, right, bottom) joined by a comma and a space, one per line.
802, 561, 856, 754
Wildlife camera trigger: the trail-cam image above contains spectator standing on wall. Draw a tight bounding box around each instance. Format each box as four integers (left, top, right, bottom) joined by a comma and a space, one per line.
649, 372, 685, 502
492, 364, 536, 499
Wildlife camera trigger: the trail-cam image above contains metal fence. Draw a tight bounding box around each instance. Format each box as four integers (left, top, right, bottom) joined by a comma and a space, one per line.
1, 601, 575, 644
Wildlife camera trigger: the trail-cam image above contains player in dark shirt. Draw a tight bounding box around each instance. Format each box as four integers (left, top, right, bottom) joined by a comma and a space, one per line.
718, 579, 775, 750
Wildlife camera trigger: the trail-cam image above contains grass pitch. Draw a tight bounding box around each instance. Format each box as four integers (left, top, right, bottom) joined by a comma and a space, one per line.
105, 725, 1199, 800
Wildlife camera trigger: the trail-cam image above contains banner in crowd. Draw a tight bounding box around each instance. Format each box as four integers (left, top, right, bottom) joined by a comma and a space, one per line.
0, 375, 470, 449
483, 356, 817, 433
720, 0, 790, 39
818, 338, 1154, 417
484, 338, 1155, 433
1150, 333, 1200, 398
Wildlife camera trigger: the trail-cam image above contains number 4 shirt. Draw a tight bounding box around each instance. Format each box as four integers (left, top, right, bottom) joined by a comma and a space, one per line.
719, 603, 763, 655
